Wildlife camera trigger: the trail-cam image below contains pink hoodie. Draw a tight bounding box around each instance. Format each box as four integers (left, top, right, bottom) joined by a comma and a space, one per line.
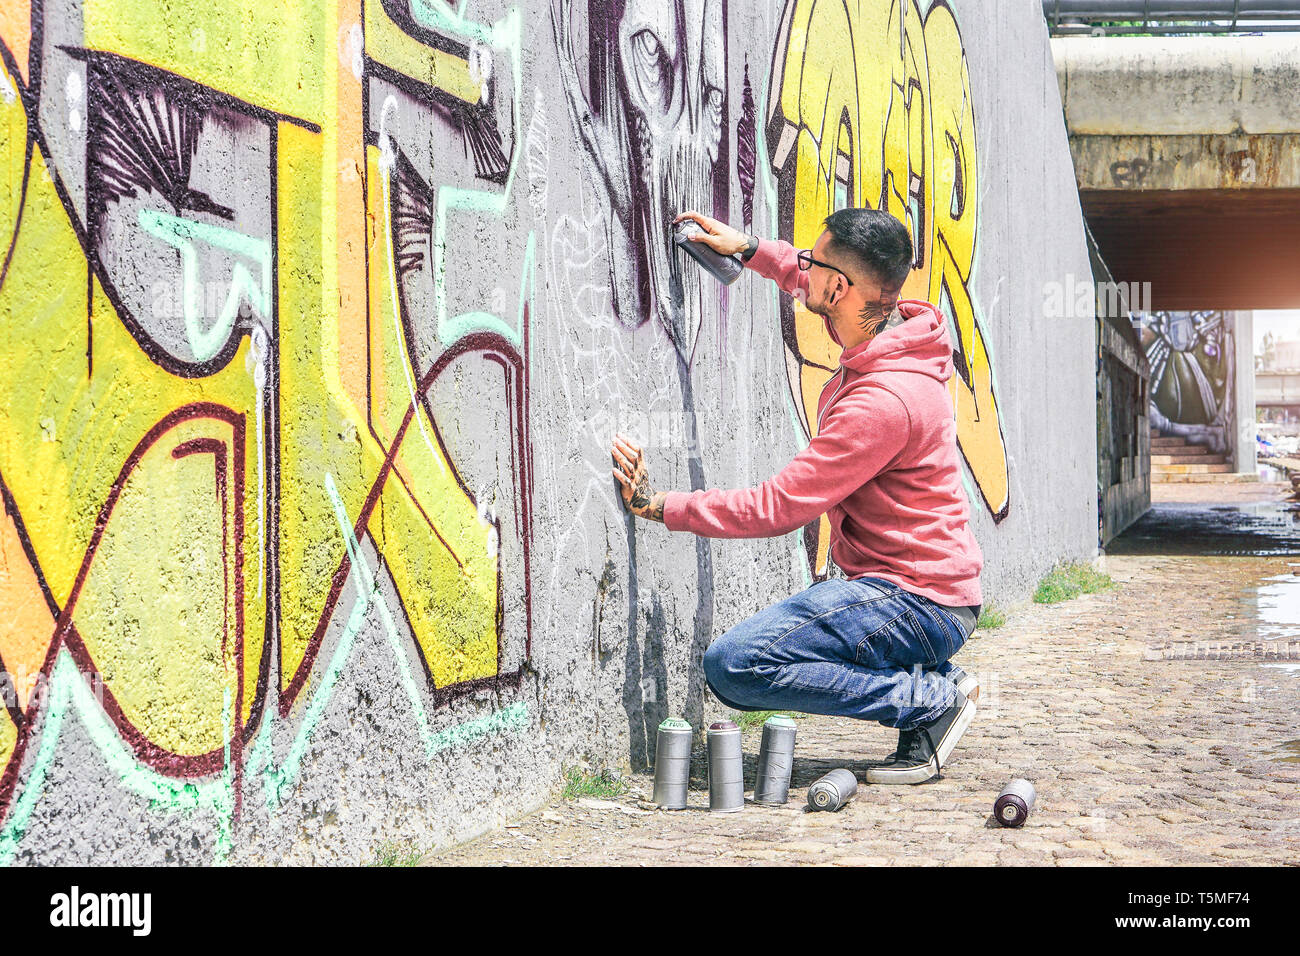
662, 239, 983, 607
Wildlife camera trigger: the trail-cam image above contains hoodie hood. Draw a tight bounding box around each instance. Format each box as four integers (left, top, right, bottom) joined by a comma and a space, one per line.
834, 300, 953, 382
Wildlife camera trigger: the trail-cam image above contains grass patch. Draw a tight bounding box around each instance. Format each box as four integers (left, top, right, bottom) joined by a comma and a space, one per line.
975, 605, 1006, 630
731, 710, 780, 732
560, 767, 629, 800
370, 840, 424, 867
729, 711, 802, 732
1033, 562, 1116, 605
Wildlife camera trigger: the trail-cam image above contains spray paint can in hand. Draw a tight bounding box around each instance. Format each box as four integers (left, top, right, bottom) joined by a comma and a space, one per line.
753, 715, 797, 805
993, 779, 1036, 828
651, 718, 692, 810
673, 221, 744, 286
807, 768, 858, 812
707, 721, 745, 812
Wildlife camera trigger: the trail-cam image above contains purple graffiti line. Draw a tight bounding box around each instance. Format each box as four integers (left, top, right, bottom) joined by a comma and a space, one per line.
551, 0, 730, 365
0, 404, 266, 828
282, 323, 534, 714
384, 144, 534, 693
737, 62, 757, 230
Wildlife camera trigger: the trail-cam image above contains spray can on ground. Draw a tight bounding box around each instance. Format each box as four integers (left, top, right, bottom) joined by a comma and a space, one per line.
753, 715, 797, 805
993, 779, 1036, 828
651, 718, 692, 810
674, 221, 744, 285
707, 721, 745, 812
807, 768, 858, 812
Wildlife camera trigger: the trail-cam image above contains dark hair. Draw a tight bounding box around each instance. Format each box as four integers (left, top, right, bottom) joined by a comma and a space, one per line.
822, 208, 914, 286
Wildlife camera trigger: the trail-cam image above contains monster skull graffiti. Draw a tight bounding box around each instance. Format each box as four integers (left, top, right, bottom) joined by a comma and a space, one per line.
553, 0, 730, 366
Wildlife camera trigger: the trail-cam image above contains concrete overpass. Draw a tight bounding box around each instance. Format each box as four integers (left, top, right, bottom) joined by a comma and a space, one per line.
1054, 36, 1300, 309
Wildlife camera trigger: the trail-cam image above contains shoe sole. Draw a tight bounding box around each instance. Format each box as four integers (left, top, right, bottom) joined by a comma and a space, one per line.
865, 696, 977, 785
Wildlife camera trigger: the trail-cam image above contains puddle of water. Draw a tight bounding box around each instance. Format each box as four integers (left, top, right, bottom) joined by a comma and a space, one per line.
1244, 575, 1300, 641
1275, 740, 1300, 764
1109, 502, 1300, 557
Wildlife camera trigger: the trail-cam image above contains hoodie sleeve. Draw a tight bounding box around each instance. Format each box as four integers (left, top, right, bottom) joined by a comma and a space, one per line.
662, 385, 911, 539
744, 239, 810, 300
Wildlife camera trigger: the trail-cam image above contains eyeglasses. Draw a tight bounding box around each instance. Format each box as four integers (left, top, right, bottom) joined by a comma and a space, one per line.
796, 250, 854, 286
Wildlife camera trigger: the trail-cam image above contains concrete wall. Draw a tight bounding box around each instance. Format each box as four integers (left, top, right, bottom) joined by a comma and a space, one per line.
1054, 36, 1300, 140
1090, 229, 1150, 546
1233, 312, 1257, 474
0, 0, 1096, 864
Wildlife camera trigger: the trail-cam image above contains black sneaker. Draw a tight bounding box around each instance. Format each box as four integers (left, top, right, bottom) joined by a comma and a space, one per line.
875, 669, 977, 764
866, 690, 976, 785
946, 664, 980, 704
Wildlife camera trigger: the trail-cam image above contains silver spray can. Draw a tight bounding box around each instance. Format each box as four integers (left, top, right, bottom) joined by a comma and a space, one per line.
807, 768, 858, 812
707, 721, 745, 812
673, 222, 745, 285
993, 778, 1036, 827
651, 718, 692, 810
753, 715, 797, 805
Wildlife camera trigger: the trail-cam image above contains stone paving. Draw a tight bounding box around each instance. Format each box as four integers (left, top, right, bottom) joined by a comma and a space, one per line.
432, 549, 1300, 866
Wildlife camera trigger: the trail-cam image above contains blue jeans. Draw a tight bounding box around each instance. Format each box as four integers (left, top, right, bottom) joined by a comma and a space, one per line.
702, 577, 972, 731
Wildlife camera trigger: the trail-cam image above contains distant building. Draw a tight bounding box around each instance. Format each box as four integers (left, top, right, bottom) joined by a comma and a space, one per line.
1273, 339, 1300, 371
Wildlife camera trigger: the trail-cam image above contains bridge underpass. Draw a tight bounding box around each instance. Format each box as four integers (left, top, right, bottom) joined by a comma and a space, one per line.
1054, 34, 1300, 310
1049, 28, 1300, 546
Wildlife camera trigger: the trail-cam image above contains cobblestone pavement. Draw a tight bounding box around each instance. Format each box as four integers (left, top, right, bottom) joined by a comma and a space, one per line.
432, 550, 1300, 866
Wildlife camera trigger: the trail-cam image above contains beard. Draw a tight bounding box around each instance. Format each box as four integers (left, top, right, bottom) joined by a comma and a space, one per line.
801, 286, 830, 317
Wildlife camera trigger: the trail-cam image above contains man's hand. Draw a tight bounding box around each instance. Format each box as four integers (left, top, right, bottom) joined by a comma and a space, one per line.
611, 433, 666, 522
674, 211, 751, 257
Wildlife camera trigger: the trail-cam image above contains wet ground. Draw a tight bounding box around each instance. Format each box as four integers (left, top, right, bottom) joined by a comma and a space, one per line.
1112, 482, 1300, 640
1108, 498, 1300, 557
1247, 573, 1300, 641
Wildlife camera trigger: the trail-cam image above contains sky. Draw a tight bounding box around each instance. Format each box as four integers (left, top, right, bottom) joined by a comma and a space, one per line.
1254, 311, 1300, 356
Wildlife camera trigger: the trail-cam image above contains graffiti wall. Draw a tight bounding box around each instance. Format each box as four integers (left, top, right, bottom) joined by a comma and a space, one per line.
0, 0, 1097, 862
1142, 311, 1235, 455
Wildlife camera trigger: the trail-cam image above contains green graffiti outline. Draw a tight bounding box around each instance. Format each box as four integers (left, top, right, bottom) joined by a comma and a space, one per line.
261, 472, 530, 809
138, 208, 272, 362
406, 0, 530, 348
324, 471, 433, 756
0, 653, 236, 865
0, 473, 529, 862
